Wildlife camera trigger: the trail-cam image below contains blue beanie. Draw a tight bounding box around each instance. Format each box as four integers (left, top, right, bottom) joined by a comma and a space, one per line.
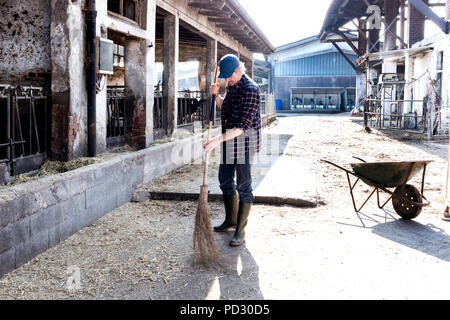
218, 54, 241, 79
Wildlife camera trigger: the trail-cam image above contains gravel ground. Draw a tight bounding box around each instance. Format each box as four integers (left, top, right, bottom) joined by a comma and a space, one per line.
0, 114, 449, 300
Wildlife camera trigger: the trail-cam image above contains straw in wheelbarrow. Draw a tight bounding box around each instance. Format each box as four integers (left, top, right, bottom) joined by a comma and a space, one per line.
193, 66, 223, 267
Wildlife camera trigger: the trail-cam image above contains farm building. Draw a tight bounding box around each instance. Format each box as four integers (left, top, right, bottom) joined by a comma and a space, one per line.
0, 0, 275, 181
268, 34, 359, 112
320, 0, 449, 135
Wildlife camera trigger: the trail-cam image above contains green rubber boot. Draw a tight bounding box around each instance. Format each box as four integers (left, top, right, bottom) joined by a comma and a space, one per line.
214, 193, 239, 232
230, 202, 252, 247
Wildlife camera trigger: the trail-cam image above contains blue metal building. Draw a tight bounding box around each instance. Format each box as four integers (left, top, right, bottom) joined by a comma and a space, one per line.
269, 35, 358, 112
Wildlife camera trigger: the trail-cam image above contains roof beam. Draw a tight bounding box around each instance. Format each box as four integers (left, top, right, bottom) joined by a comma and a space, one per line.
336, 30, 362, 57
331, 41, 358, 72
188, 0, 226, 10
198, 9, 230, 18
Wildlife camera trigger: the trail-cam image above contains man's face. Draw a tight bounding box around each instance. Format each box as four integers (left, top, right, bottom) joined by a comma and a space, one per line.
225, 67, 243, 86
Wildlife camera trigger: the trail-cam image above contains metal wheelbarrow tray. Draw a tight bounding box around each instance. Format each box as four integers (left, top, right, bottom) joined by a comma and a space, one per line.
321, 157, 433, 220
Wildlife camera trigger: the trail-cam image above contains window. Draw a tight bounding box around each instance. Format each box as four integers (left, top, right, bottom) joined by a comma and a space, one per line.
108, 0, 138, 24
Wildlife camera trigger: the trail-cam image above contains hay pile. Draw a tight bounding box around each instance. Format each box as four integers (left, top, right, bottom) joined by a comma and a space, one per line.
0, 158, 99, 190
0, 145, 137, 190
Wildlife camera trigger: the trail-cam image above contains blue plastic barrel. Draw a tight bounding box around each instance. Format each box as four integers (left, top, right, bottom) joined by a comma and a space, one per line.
275, 99, 282, 110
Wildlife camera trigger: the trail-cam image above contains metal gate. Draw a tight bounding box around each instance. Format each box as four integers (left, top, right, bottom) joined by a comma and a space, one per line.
0, 85, 49, 176
106, 86, 127, 147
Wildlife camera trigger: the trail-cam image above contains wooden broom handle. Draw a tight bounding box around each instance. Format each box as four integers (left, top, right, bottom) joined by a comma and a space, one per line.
203, 66, 220, 186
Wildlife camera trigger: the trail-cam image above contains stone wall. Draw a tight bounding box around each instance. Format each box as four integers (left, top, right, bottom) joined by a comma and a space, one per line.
0, 128, 219, 278
0, 0, 51, 85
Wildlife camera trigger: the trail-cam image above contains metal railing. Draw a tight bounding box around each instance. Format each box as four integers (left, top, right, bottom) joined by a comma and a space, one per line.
428, 105, 450, 138
154, 92, 164, 131
0, 84, 49, 176
365, 98, 449, 138
106, 86, 126, 140
365, 98, 424, 130
177, 90, 207, 128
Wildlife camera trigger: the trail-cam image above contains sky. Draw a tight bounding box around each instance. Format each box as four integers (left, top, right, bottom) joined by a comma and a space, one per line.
239, 0, 334, 48
239, 0, 447, 50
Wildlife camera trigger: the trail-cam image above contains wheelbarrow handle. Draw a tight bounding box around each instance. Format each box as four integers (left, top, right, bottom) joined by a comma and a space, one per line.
352, 156, 367, 163
320, 159, 354, 175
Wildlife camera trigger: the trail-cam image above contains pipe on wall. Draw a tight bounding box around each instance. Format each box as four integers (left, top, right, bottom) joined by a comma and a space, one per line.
86, 0, 97, 157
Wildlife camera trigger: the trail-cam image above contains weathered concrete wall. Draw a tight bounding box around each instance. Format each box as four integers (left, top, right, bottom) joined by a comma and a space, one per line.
410, 34, 450, 107
0, 128, 220, 278
0, 164, 10, 186
274, 76, 356, 110
0, 0, 51, 85
96, 0, 156, 150
50, 0, 87, 161
126, 39, 149, 148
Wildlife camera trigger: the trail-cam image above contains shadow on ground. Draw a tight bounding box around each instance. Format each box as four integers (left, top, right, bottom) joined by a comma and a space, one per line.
372, 218, 450, 262
338, 206, 450, 262
152, 232, 264, 300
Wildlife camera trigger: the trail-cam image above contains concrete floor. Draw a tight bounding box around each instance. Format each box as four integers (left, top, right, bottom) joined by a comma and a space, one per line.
0, 114, 449, 300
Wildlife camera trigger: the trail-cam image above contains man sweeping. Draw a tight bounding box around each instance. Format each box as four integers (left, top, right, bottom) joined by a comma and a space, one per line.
204, 54, 262, 247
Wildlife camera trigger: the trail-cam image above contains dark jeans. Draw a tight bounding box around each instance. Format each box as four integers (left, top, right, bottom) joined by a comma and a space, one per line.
219, 162, 254, 204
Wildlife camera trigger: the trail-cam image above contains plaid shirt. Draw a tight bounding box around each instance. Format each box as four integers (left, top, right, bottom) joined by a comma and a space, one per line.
221, 74, 261, 163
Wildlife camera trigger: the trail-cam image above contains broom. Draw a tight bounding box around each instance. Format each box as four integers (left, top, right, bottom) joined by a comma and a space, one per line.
193, 66, 222, 267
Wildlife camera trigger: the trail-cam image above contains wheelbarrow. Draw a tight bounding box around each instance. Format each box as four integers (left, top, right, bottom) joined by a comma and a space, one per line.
321, 157, 433, 220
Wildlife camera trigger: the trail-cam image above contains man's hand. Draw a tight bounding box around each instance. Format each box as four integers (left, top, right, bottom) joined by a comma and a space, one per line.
203, 128, 244, 154
203, 135, 222, 153
209, 83, 220, 95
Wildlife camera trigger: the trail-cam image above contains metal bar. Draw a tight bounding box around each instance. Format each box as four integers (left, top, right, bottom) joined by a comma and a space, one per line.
351, 177, 360, 191
115, 95, 119, 137
11, 93, 16, 159
29, 94, 32, 155
16, 98, 25, 156
44, 96, 48, 154
0, 140, 26, 147
376, 188, 392, 209
366, 99, 424, 103
6, 92, 10, 161
107, 98, 112, 138
421, 163, 427, 195
346, 169, 378, 213
32, 97, 41, 153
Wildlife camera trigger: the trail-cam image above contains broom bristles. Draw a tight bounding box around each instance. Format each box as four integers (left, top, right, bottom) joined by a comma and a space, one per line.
193, 185, 222, 267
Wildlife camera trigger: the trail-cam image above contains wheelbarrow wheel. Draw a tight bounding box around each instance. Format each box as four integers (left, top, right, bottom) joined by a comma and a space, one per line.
392, 184, 423, 220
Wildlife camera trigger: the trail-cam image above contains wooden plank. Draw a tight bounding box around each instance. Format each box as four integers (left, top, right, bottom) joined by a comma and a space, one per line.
137, 191, 317, 208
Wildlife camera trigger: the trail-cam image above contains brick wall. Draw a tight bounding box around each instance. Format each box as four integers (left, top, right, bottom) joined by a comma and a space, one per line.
409, 0, 428, 46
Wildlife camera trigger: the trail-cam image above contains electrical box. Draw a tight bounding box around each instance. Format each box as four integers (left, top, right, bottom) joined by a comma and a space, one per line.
96, 37, 114, 75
